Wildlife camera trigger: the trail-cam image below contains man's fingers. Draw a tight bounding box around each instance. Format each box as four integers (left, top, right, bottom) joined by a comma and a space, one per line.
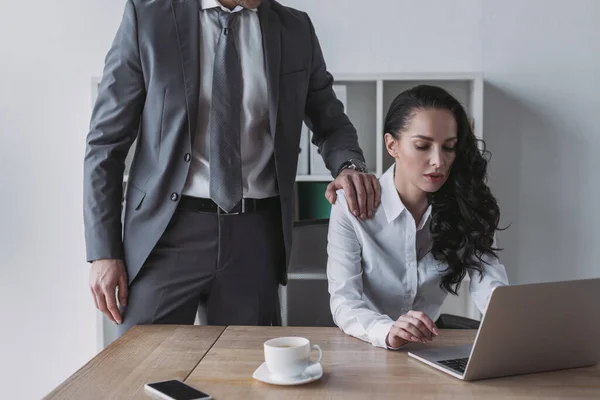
334, 172, 381, 218
351, 174, 367, 219
118, 274, 128, 307
90, 259, 127, 325
96, 293, 116, 324
371, 177, 382, 208
325, 182, 338, 204
365, 176, 375, 218
353, 174, 367, 219
104, 288, 123, 325
342, 178, 358, 217
400, 315, 432, 341
408, 310, 439, 336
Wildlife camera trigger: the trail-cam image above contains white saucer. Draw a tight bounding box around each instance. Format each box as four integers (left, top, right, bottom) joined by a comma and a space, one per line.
252, 362, 323, 386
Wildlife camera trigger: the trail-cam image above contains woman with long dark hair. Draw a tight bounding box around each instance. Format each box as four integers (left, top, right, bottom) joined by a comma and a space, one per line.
327, 85, 508, 349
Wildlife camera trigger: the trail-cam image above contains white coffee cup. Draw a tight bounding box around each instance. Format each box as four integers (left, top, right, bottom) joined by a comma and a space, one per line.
263, 336, 323, 378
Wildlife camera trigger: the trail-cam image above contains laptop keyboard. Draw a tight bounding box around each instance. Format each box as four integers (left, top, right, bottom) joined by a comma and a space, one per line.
438, 357, 469, 374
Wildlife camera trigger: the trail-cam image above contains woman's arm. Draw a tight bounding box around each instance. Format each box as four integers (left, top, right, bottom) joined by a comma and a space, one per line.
327, 191, 396, 349
467, 236, 509, 314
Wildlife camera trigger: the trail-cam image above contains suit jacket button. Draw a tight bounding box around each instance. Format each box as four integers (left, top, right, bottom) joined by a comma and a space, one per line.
184, 153, 191, 162
171, 193, 179, 202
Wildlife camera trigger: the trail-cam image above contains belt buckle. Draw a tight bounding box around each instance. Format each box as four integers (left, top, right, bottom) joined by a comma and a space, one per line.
217, 199, 244, 216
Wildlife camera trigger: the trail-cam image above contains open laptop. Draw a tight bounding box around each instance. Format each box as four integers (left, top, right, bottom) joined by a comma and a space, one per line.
408, 278, 600, 381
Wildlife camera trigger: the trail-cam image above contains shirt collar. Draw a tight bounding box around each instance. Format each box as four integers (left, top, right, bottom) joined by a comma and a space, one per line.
380, 165, 432, 229
201, 0, 258, 12
380, 166, 405, 224
417, 203, 432, 231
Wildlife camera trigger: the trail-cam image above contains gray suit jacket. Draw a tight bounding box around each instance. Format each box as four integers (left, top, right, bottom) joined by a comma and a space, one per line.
84, 0, 364, 285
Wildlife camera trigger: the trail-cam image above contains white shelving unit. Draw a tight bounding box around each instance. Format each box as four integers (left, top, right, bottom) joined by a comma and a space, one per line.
93, 73, 484, 349
295, 174, 332, 182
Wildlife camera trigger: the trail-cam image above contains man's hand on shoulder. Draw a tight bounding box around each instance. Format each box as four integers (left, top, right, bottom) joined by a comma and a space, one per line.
325, 169, 381, 220
89, 259, 128, 325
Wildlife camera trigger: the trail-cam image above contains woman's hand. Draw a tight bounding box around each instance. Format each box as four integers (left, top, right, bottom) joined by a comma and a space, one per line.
386, 310, 440, 348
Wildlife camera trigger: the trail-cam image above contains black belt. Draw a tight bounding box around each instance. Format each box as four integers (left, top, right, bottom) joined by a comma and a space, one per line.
179, 195, 280, 215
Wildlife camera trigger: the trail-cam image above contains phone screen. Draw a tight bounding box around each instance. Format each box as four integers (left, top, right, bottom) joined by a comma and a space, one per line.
146, 380, 211, 400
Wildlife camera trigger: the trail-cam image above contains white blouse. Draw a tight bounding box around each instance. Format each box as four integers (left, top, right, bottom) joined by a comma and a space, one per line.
327, 166, 509, 349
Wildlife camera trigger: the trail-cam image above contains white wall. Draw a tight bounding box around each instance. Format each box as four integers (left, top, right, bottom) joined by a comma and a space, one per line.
1, 0, 598, 398
482, 0, 600, 284
284, 0, 483, 73
285, 0, 600, 285
0, 1, 126, 399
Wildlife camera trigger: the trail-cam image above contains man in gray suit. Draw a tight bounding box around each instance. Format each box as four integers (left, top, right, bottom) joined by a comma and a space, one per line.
85, 0, 380, 335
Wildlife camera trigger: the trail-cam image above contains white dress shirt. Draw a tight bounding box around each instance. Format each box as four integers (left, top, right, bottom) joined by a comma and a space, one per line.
183, 0, 277, 199
327, 165, 509, 349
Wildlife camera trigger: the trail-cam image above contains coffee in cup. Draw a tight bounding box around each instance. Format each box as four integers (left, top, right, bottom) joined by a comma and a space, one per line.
263, 337, 323, 378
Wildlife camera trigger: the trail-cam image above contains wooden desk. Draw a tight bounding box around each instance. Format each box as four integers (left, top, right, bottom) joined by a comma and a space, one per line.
45, 325, 225, 400
46, 326, 600, 399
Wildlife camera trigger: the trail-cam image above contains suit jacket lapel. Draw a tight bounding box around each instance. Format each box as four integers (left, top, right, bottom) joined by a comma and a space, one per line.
258, 1, 281, 139
172, 0, 200, 146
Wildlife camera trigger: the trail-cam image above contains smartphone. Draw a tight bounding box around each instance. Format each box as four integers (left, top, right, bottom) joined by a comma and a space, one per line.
144, 380, 212, 400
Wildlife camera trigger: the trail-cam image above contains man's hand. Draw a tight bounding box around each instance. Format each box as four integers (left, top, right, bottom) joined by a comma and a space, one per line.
89, 259, 128, 324
386, 310, 440, 348
325, 169, 381, 220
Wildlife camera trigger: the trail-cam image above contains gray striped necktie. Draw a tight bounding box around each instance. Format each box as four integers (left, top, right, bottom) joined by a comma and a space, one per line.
209, 9, 242, 212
